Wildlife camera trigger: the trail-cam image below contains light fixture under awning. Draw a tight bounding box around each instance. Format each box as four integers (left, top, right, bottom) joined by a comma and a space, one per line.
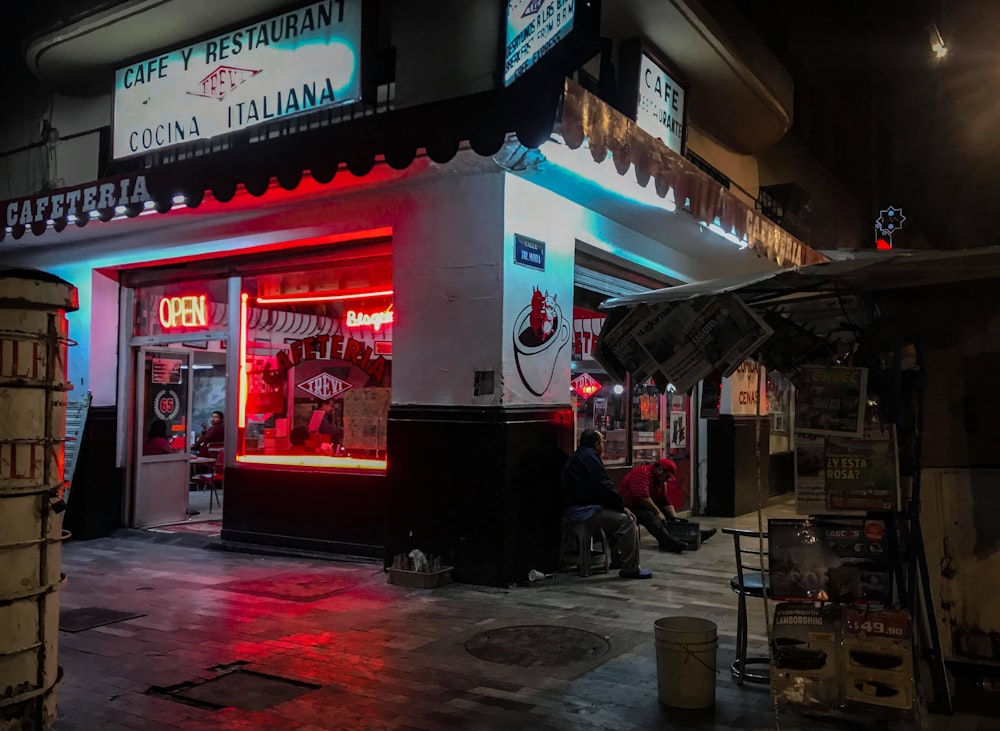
555, 79, 827, 269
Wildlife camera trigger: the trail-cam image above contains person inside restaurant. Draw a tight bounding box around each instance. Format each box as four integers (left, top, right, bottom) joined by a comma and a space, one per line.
143, 419, 175, 455
310, 400, 345, 451
193, 410, 224, 456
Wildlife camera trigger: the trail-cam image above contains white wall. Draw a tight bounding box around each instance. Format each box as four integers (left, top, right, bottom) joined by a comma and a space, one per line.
10, 164, 509, 409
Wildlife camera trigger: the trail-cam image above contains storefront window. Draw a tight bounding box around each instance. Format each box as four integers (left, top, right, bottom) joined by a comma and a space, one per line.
133, 279, 229, 338
237, 256, 392, 471
631, 381, 666, 463
571, 369, 627, 464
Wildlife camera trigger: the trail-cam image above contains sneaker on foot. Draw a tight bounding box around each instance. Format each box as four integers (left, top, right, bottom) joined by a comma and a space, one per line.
619, 568, 653, 580
700, 528, 717, 543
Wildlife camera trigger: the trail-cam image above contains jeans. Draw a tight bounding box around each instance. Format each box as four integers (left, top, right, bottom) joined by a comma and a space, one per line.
632, 505, 684, 550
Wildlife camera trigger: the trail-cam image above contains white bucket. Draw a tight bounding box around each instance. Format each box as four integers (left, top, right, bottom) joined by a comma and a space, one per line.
654, 616, 718, 709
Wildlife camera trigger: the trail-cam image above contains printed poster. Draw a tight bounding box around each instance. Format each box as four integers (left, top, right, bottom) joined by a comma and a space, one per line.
795, 425, 899, 514
795, 366, 868, 437
669, 410, 687, 448
152, 357, 182, 384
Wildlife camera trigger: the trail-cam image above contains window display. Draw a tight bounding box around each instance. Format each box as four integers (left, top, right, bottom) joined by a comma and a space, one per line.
237, 255, 393, 471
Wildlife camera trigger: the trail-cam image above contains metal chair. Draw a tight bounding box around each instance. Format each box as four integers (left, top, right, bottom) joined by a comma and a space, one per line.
722, 527, 770, 685
193, 449, 224, 513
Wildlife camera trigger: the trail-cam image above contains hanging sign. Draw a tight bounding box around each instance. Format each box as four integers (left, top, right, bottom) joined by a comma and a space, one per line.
504, 0, 576, 86
571, 372, 601, 399
264, 333, 388, 386
573, 310, 605, 361
112, 0, 365, 158
720, 360, 768, 416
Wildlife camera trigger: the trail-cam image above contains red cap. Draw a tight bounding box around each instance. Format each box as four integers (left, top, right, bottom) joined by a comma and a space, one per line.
657, 458, 677, 474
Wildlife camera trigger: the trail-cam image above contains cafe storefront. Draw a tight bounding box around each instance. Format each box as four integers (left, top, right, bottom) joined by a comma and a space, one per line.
2, 0, 825, 584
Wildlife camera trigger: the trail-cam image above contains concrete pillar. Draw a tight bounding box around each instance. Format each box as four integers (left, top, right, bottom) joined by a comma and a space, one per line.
0, 269, 78, 730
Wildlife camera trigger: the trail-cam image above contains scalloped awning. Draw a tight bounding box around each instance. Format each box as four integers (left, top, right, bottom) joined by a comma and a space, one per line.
557, 80, 827, 268
3, 76, 828, 269
1, 73, 564, 242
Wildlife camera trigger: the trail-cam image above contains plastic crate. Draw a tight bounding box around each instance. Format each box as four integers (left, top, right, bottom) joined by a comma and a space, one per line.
665, 521, 701, 550
387, 567, 453, 588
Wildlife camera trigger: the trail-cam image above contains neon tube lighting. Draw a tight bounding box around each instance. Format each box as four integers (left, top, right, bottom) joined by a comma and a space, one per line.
236, 454, 387, 471
256, 288, 393, 305
238, 293, 249, 429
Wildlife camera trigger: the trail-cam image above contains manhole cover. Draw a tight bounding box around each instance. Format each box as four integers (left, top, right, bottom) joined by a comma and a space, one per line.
465, 625, 610, 667
215, 572, 358, 602
59, 607, 145, 633
160, 670, 319, 711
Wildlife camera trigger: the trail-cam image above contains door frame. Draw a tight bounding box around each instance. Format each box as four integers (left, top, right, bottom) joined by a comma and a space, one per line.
132, 346, 194, 527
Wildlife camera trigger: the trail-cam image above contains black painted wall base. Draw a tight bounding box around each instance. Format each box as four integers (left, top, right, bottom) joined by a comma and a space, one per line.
221, 466, 386, 555
64, 407, 124, 540
386, 405, 573, 587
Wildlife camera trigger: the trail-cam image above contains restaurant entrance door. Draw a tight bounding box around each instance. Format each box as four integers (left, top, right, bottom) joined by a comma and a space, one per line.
133, 347, 194, 527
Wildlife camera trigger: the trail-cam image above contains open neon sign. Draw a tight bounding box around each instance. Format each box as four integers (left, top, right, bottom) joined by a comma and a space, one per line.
158, 295, 207, 329
345, 304, 394, 331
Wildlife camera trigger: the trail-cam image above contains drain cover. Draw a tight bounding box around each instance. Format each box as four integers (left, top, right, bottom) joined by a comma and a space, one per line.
59, 607, 145, 633
163, 670, 319, 711
465, 625, 610, 667
215, 572, 358, 602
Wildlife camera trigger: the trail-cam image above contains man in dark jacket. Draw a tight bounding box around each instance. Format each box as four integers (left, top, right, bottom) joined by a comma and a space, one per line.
561, 429, 652, 580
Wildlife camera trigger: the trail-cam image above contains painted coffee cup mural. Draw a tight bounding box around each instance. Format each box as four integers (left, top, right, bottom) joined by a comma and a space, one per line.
513, 287, 570, 397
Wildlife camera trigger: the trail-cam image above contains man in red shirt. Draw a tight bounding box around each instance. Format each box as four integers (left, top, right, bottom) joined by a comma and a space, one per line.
618, 459, 716, 550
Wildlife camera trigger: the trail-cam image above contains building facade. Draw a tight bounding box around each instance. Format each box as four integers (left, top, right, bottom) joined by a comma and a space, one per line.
2, 0, 829, 585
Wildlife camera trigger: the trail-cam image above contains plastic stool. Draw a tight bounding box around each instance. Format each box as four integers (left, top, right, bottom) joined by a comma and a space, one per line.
561, 521, 611, 577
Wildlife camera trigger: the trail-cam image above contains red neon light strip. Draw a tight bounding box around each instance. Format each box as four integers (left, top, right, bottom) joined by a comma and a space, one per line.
236, 454, 387, 471
238, 293, 248, 429
256, 288, 393, 305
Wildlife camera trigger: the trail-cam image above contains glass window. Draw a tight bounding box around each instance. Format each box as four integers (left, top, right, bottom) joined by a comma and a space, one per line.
133, 279, 229, 338
237, 255, 392, 471
631, 380, 666, 463
571, 369, 627, 464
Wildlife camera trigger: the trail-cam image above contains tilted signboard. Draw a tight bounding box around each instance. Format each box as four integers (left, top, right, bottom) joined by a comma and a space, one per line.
113, 0, 365, 159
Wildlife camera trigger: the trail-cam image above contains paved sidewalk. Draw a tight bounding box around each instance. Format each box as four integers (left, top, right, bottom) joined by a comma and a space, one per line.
47, 501, 984, 731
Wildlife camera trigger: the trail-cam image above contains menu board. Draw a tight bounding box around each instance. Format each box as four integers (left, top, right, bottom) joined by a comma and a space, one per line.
151, 357, 182, 384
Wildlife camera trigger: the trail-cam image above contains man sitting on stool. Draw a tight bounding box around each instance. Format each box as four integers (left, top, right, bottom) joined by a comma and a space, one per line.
618, 459, 716, 551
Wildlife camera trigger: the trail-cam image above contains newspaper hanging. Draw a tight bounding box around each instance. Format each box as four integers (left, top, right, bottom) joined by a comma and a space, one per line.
795, 425, 900, 514
595, 293, 773, 394
794, 366, 868, 437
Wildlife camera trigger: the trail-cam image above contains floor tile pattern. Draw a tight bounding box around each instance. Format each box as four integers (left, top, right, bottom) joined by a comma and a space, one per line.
45, 498, 993, 730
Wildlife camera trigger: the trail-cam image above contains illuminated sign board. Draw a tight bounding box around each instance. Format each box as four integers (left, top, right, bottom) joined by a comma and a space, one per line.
504, 0, 576, 86
345, 305, 394, 331
112, 0, 365, 158
620, 42, 687, 155
159, 295, 207, 329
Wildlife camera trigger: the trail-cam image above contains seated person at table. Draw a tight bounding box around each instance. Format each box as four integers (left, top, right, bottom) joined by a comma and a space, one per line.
288, 426, 311, 455
311, 400, 344, 448
193, 411, 224, 456
618, 459, 716, 549
143, 419, 174, 455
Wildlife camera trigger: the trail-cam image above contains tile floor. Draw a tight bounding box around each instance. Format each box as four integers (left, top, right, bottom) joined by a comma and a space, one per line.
41, 498, 992, 730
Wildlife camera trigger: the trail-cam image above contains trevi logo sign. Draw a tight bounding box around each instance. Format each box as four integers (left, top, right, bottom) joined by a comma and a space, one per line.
297, 373, 352, 400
